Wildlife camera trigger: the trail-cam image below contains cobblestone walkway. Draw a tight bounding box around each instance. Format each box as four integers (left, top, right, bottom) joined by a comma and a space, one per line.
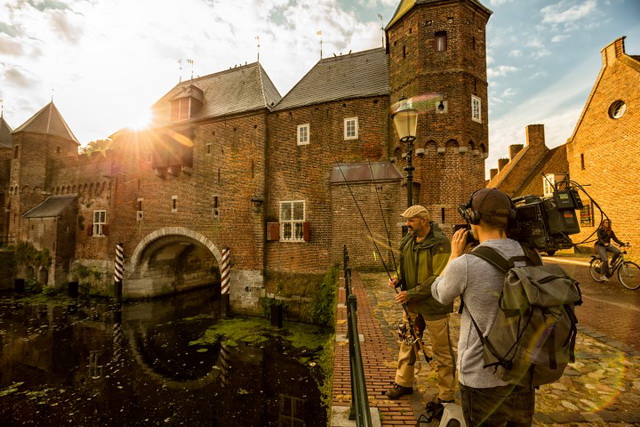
332, 270, 640, 426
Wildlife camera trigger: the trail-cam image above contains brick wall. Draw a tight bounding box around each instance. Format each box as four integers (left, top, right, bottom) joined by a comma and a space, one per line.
567, 37, 640, 251
387, 0, 490, 226
266, 97, 391, 273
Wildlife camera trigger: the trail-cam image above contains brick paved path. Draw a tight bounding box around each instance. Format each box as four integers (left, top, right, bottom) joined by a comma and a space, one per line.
331, 269, 640, 426
332, 272, 418, 426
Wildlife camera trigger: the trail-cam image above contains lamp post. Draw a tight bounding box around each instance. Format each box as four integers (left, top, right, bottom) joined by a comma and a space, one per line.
392, 97, 418, 208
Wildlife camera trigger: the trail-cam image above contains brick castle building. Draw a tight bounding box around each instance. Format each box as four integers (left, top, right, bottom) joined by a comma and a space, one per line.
0, 0, 492, 312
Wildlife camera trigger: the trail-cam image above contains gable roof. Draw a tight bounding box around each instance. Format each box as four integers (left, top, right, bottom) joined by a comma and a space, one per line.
567, 36, 640, 143
386, 0, 492, 29
22, 195, 77, 218
13, 102, 79, 144
274, 48, 389, 111
152, 62, 282, 124
0, 115, 12, 149
513, 145, 568, 197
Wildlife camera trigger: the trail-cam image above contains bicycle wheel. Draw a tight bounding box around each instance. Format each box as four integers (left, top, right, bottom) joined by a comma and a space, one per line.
618, 261, 640, 290
589, 258, 605, 282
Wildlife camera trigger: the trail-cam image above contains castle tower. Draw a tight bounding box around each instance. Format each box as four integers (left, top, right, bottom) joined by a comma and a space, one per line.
8, 102, 79, 241
0, 113, 13, 245
386, 0, 492, 227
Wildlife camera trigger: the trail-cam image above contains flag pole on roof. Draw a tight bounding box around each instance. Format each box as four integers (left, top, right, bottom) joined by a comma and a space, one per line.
255, 35, 260, 62
317, 31, 322, 59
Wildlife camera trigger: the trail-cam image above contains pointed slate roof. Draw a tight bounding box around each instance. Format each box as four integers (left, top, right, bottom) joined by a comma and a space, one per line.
0, 114, 13, 149
152, 62, 282, 124
13, 102, 79, 144
22, 195, 77, 218
387, 0, 492, 29
274, 48, 389, 111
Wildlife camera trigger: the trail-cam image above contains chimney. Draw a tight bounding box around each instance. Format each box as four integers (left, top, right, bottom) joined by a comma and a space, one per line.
601, 36, 626, 66
525, 124, 545, 149
509, 144, 524, 160
498, 158, 509, 172
490, 168, 498, 180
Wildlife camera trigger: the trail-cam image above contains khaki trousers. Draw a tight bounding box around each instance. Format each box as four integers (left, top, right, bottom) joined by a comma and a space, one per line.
394, 313, 456, 401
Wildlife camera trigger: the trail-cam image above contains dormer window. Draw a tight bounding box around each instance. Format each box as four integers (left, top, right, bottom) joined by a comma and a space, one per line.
169, 84, 204, 122
171, 98, 191, 121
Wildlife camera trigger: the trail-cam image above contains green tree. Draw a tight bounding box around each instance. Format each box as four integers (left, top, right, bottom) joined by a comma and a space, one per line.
81, 138, 112, 155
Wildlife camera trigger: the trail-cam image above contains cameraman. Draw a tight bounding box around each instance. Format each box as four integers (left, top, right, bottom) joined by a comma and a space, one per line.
431, 188, 537, 426
595, 219, 626, 281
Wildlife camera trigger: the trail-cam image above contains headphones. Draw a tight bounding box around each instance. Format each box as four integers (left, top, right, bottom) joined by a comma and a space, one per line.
458, 189, 516, 226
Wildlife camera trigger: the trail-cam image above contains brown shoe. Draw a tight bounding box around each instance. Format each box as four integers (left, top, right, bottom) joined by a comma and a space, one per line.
385, 383, 413, 399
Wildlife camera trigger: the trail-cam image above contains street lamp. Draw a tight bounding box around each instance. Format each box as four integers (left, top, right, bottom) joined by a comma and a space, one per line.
392, 97, 418, 208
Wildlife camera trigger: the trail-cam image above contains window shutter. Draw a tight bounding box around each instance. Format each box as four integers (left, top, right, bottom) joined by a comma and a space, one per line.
303, 222, 310, 242
87, 224, 93, 236
103, 224, 109, 236
266, 222, 280, 241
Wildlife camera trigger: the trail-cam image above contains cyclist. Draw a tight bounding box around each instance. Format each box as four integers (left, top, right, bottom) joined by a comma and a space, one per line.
594, 219, 627, 281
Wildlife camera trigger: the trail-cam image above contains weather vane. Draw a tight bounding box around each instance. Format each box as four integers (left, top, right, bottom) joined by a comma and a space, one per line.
255, 35, 260, 62
317, 31, 323, 59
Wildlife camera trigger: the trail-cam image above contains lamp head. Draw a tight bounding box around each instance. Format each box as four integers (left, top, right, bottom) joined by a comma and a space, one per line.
392, 97, 418, 143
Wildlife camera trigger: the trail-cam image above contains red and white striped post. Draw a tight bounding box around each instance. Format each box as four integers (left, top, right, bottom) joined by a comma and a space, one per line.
220, 247, 231, 316
114, 243, 124, 301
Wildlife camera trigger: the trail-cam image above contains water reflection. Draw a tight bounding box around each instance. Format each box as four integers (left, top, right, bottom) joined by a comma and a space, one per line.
0, 288, 326, 426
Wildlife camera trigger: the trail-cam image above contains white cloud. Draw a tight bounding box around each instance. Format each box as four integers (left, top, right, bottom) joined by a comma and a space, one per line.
488, 0, 514, 5
551, 34, 571, 42
541, 0, 596, 24
488, 65, 519, 79
508, 49, 522, 57
502, 88, 518, 98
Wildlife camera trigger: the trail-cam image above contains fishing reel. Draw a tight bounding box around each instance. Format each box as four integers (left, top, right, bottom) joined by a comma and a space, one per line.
396, 323, 420, 346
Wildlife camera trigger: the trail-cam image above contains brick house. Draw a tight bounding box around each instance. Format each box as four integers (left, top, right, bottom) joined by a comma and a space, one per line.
1, 0, 493, 312
566, 36, 640, 251
487, 36, 639, 252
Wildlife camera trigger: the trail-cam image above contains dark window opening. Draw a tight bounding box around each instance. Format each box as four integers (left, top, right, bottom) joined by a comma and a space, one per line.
441, 207, 446, 223
435, 31, 447, 51
14, 146, 19, 159
580, 153, 585, 170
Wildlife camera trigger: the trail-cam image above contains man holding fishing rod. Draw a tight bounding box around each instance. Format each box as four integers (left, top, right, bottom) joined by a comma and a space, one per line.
386, 205, 457, 411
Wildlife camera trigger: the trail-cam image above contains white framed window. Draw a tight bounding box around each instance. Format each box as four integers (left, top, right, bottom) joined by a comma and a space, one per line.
344, 117, 358, 140
280, 200, 305, 242
93, 210, 106, 236
471, 95, 482, 123
297, 124, 310, 145
543, 174, 555, 197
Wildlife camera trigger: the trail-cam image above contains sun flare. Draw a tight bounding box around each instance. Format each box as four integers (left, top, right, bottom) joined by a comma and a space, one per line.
126, 109, 153, 131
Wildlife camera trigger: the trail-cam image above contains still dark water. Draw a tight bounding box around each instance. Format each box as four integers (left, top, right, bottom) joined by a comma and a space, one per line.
0, 288, 328, 426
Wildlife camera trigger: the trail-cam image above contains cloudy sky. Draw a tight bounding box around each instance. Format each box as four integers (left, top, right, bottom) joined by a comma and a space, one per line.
1, 0, 639, 174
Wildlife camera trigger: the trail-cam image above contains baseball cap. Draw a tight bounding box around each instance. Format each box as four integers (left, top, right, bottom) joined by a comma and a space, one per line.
472, 188, 512, 217
401, 205, 430, 220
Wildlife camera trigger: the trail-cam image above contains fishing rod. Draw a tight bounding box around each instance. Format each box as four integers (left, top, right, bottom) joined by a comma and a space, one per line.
331, 156, 433, 364
366, 159, 399, 273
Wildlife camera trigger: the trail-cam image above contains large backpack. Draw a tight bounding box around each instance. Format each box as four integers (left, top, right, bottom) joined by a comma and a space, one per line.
465, 245, 582, 387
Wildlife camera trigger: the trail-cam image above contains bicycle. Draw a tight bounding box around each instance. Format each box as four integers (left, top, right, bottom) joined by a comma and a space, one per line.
589, 245, 640, 290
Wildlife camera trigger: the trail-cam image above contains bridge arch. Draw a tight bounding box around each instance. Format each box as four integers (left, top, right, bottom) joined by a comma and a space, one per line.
125, 227, 223, 298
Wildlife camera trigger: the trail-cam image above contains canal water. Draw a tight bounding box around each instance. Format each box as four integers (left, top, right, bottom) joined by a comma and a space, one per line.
0, 288, 329, 426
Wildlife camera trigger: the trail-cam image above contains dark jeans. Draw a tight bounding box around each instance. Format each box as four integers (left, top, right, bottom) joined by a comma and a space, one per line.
595, 244, 622, 275
460, 382, 535, 427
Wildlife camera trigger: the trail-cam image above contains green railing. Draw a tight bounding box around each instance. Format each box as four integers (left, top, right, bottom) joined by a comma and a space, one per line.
343, 245, 372, 426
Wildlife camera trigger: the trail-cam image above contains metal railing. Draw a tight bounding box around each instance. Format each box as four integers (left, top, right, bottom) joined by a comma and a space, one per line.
343, 245, 372, 427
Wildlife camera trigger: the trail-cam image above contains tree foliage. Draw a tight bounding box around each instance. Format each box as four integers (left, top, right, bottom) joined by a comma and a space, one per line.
80, 138, 112, 155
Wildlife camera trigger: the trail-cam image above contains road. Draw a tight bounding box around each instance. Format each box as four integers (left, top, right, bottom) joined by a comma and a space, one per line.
543, 256, 640, 352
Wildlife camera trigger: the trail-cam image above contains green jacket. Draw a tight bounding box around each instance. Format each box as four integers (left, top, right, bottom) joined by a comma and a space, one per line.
399, 222, 453, 316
